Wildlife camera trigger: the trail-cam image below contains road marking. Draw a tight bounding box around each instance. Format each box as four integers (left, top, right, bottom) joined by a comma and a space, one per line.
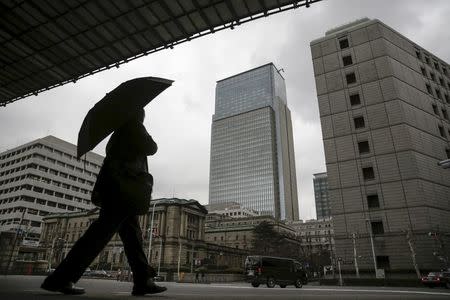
206, 285, 450, 296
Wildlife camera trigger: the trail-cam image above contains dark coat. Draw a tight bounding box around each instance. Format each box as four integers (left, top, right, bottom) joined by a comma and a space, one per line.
92, 120, 157, 211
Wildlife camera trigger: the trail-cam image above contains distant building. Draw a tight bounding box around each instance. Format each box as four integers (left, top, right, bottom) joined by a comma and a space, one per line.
311, 18, 450, 273
0, 136, 103, 245
313, 172, 330, 219
40, 198, 247, 274
287, 218, 334, 255
204, 202, 259, 219
205, 214, 298, 251
209, 63, 299, 221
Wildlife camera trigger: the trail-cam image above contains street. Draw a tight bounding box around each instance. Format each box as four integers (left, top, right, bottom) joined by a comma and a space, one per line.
1, 276, 450, 300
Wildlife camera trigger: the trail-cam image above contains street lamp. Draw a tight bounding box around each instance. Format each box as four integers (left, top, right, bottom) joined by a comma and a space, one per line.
147, 200, 161, 262
365, 219, 378, 277
48, 237, 65, 270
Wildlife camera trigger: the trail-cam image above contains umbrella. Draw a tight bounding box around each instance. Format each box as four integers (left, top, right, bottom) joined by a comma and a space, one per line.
77, 77, 173, 159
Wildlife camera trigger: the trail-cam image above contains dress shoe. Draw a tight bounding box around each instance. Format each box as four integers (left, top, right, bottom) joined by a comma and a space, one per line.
132, 279, 167, 296
41, 279, 85, 295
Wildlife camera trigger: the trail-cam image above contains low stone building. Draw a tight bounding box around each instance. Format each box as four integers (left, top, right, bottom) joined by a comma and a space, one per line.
287, 218, 335, 255
205, 214, 299, 251
39, 198, 248, 274
205, 202, 258, 219
40, 198, 209, 272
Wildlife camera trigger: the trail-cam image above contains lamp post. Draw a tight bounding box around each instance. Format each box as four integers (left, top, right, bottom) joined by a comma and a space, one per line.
352, 233, 360, 278
365, 219, 378, 277
147, 200, 160, 262
157, 238, 163, 276
48, 237, 64, 270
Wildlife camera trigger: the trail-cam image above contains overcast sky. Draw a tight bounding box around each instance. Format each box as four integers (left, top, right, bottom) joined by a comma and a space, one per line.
1, 0, 449, 220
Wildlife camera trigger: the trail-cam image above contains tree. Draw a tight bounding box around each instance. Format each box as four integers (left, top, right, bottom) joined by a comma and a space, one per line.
251, 221, 283, 256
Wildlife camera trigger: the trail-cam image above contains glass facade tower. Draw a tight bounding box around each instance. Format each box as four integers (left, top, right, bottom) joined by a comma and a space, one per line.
209, 63, 299, 221
313, 172, 330, 219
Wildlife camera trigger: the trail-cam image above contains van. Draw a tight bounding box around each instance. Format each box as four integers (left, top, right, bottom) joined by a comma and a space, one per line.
244, 256, 308, 288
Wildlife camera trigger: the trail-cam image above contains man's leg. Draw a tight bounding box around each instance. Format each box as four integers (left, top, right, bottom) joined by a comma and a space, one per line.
118, 215, 155, 284
119, 215, 166, 295
43, 208, 124, 286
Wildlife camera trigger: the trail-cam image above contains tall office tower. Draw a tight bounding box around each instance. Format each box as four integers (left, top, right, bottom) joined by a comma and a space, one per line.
313, 172, 330, 219
311, 18, 450, 273
209, 63, 299, 221
0, 136, 103, 245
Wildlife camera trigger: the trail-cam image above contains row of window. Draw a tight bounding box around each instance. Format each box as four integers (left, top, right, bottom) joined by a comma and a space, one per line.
0, 156, 99, 181
0, 168, 94, 189
421, 66, 450, 92
212, 234, 247, 241
415, 48, 449, 79
0, 194, 88, 211
0, 143, 102, 170
4, 143, 101, 167
351, 114, 450, 149
425, 83, 450, 103
0, 179, 92, 198
0, 183, 92, 205
431, 104, 449, 121
0, 218, 41, 227
0, 205, 50, 217
339, 38, 450, 107
338, 36, 449, 81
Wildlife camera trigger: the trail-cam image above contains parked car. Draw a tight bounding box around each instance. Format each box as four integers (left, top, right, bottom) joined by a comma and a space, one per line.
421, 272, 450, 288
88, 270, 112, 278
82, 268, 92, 276
244, 256, 308, 288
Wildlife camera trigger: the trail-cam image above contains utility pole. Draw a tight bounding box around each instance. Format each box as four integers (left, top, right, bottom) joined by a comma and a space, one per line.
366, 219, 378, 277
352, 233, 360, 278
177, 238, 182, 280
157, 239, 163, 276
405, 229, 421, 279
337, 258, 343, 286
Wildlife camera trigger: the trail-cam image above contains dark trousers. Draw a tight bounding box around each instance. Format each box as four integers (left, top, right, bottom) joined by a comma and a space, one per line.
47, 206, 155, 285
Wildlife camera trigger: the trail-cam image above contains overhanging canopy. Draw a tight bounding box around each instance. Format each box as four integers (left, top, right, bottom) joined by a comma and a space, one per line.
0, 0, 321, 106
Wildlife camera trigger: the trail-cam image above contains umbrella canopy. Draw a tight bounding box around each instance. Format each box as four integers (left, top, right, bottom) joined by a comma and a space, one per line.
77, 77, 173, 158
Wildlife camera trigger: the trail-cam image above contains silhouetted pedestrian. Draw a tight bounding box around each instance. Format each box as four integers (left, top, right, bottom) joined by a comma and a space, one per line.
41, 109, 166, 296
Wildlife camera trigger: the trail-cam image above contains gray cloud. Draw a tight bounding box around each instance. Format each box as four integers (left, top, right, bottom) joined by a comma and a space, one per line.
1, 0, 449, 220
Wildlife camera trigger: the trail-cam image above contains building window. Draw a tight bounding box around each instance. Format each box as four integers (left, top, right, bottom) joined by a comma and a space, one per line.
443, 67, 448, 75
445, 94, 449, 104
425, 56, 430, 65
446, 148, 450, 159
415, 50, 421, 60
354, 116, 365, 129
342, 55, 353, 66
362, 167, 375, 180
371, 221, 384, 234
434, 61, 439, 70
339, 38, 349, 49
430, 73, 436, 82
346, 72, 357, 84
442, 109, 449, 120
432, 104, 439, 115
376, 256, 390, 269
420, 67, 427, 77
426, 84, 432, 94
358, 141, 370, 154
438, 125, 446, 138
436, 89, 442, 100
439, 77, 444, 86
367, 194, 380, 208
350, 93, 361, 106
